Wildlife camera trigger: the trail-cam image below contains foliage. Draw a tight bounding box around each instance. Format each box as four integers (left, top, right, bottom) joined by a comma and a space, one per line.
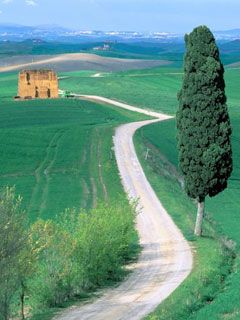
0, 187, 30, 320
0, 188, 138, 317
177, 25, 232, 203
28, 201, 138, 313
28, 219, 75, 308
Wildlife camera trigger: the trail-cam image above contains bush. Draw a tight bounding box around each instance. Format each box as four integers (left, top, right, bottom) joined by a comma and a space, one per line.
29, 201, 138, 310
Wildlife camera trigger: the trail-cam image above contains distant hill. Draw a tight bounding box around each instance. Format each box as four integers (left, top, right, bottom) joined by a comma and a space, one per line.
219, 39, 240, 53
0, 39, 185, 67
214, 29, 240, 40
217, 40, 240, 66
1, 24, 240, 66
0, 23, 71, 41
1, 23, 240, 43
0, 23, 182, 42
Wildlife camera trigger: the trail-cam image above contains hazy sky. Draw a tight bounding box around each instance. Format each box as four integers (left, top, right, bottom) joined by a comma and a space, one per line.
0, 0, 239, 32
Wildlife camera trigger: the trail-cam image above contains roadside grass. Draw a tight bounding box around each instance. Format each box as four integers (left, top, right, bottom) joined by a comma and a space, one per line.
134, 111, 240, 319
28, 309, 58, 320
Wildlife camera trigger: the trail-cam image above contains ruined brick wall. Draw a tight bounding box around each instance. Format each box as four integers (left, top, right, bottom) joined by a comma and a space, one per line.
18, 70, 59, 99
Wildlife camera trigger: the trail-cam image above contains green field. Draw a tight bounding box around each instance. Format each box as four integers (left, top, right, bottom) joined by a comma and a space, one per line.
0, 72, 147, 222
60, 67, 182, 115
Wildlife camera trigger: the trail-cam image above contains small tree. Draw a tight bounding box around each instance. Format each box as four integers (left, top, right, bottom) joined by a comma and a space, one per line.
177, 26, 232, 236
0, 187, 28, 320
18, 237, 37, 320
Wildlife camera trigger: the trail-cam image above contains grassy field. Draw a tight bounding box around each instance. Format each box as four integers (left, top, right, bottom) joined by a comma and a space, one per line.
60, 67, 182, 114
0, 72, 147, 222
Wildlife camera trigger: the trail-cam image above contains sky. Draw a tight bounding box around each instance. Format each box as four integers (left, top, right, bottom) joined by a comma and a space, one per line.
0, 0, 240, 33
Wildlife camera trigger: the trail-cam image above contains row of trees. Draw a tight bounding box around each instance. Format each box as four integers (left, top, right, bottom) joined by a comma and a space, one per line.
177, 26, 232, 236
0, 187, 137, 320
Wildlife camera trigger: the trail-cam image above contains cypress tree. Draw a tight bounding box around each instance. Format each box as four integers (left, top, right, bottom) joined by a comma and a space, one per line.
176, 26, 232, 236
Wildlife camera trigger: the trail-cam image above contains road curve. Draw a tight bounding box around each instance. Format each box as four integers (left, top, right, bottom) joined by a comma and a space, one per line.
55, 96, 193, 320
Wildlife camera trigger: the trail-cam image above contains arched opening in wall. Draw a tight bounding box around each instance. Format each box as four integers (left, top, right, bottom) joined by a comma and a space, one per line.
26, 72, 30, 85
35, 86, 39, 98
47, 88, 51, 98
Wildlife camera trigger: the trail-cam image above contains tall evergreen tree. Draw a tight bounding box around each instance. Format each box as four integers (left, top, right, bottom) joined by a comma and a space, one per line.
177, 26, 232, 236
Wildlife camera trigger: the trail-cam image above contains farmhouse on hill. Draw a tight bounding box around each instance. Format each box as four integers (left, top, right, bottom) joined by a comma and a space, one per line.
18, 70, 59, 99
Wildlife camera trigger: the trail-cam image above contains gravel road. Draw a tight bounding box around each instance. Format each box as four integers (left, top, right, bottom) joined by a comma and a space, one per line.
54, 96, 193, 320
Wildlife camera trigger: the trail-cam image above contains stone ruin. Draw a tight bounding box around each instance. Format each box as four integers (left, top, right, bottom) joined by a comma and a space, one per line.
17, 70, 59, 99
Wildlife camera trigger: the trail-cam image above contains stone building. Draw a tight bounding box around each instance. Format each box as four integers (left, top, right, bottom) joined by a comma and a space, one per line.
18, 70, 59, 99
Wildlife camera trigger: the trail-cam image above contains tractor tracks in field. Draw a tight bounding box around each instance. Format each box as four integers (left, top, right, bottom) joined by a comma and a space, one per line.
88, 128, 109, 208
55, 95, 193, 320
89, 132, 98, 208
28, 130, 64, 216
28, 122, 110, 215
96, 128, 109, 202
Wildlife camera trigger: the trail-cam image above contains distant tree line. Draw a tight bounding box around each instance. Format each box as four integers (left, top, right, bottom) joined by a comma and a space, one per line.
0, 187, 137, 320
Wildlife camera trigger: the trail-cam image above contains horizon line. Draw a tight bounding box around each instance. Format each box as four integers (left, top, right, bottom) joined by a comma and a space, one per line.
1, 22, 240, 34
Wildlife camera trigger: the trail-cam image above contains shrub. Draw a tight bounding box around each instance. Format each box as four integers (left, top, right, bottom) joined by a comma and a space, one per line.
29, 201, 138, 310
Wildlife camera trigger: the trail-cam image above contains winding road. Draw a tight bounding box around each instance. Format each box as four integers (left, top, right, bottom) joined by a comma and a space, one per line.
55, 96, 193, 320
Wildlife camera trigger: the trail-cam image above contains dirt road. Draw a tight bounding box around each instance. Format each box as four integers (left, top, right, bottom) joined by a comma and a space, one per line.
55, 96, 193, 320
